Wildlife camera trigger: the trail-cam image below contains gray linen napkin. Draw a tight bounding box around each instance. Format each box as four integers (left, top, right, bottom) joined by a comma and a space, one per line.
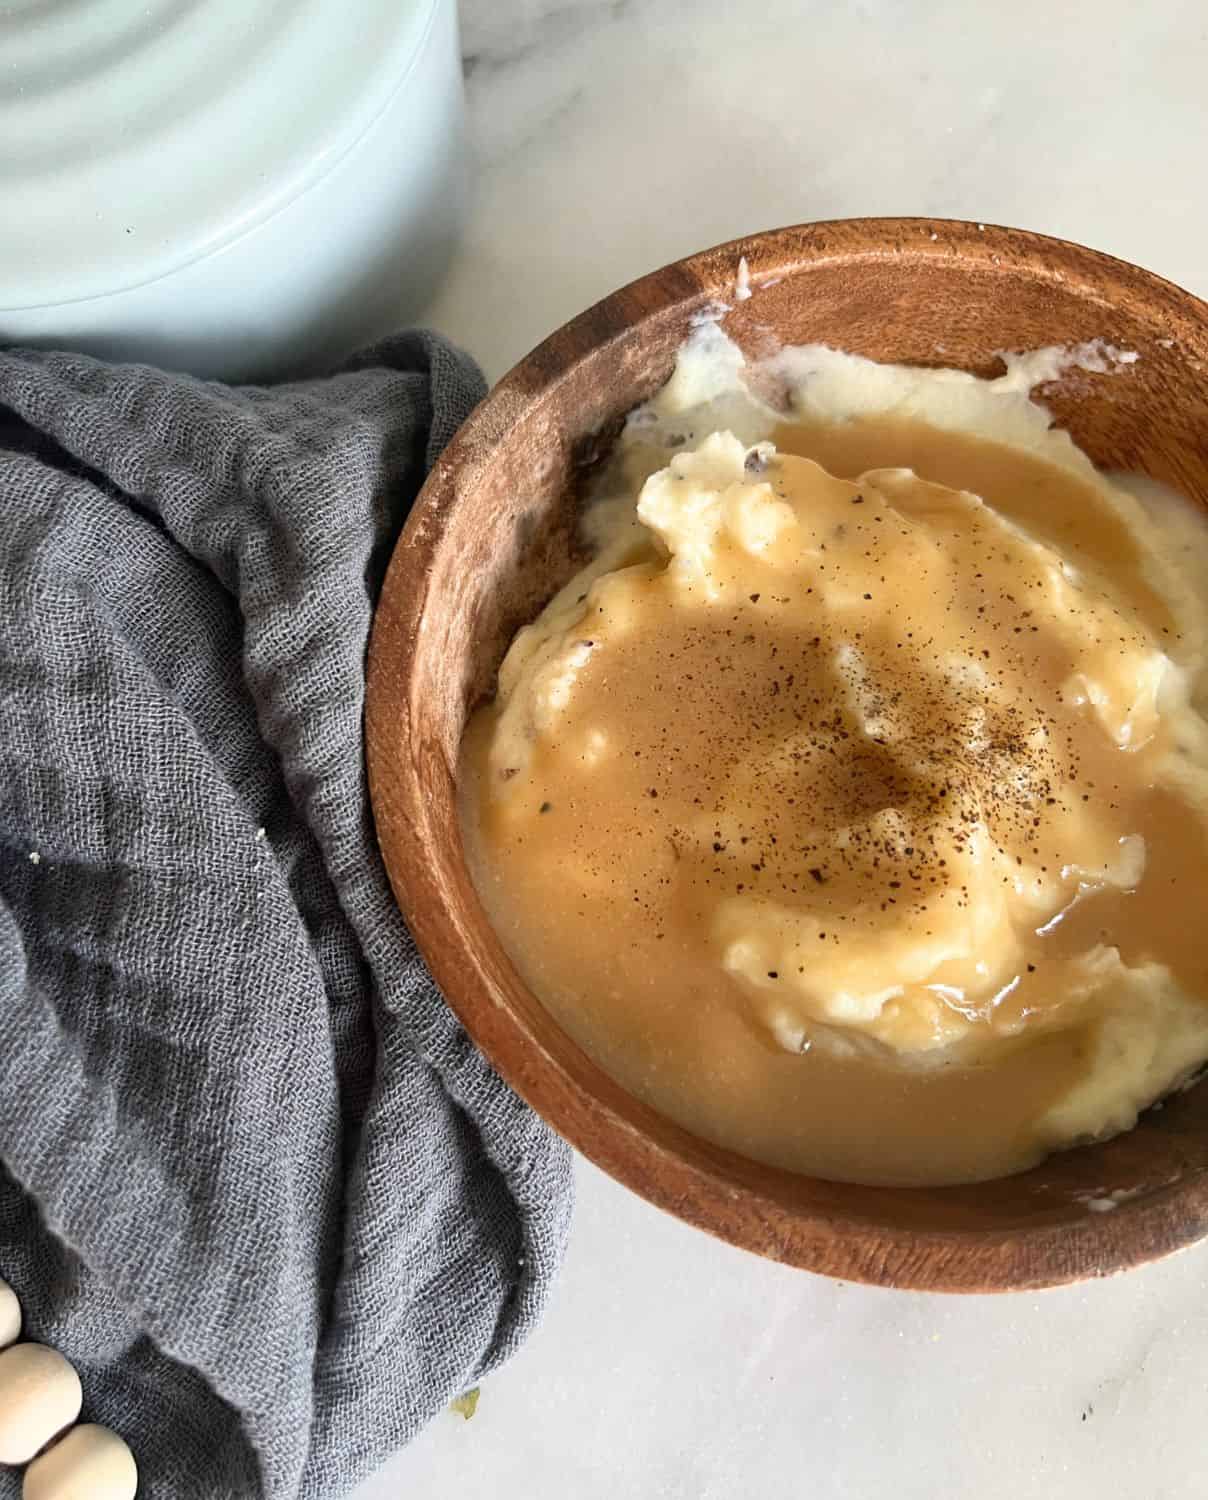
0, 335, 573, 1499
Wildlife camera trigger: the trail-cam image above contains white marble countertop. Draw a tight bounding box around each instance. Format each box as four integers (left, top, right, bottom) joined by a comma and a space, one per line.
358, 3, 1208, 1495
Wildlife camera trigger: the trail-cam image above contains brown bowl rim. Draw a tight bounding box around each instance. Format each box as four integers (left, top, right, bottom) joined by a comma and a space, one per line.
367, 216, 1208, 1291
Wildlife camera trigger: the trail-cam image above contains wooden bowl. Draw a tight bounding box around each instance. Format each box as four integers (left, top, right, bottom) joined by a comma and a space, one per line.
367, 219, 1208, 1291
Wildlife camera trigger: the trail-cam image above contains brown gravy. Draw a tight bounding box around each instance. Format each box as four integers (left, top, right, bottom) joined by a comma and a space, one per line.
459, 414, 1208, 1186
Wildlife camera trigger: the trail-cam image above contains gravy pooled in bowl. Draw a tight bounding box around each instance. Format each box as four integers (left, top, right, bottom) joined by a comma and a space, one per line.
459, 331, 1208, 1186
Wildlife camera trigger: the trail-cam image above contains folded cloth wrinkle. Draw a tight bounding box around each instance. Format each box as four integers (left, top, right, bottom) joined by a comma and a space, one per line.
0, 334, 573, 1500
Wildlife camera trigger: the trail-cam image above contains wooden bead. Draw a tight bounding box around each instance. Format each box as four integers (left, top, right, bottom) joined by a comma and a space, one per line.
0, 1280, 20, 1350
23, 1425, 138, 1500
0, 1344, 82, 1465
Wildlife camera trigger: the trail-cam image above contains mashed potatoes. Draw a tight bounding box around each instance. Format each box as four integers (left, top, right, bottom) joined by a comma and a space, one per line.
460, 329, 1208, 1185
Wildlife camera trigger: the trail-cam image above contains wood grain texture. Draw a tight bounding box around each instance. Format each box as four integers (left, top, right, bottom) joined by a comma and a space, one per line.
366, 219, 1208, 1291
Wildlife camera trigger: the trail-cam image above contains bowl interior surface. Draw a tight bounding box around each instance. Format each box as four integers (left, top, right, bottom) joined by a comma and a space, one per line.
367, 219, 1208, 1290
